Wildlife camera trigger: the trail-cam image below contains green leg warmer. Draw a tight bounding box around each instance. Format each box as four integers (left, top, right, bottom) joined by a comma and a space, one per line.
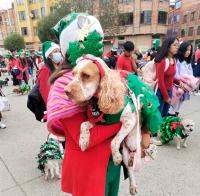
105, 156, 121, 196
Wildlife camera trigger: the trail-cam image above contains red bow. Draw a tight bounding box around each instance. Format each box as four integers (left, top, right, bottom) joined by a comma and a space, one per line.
170, 122, 179, 131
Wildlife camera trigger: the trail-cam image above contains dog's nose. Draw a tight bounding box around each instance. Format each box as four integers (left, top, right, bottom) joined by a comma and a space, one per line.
189, 129, 193, 132
64, 86, 72, 98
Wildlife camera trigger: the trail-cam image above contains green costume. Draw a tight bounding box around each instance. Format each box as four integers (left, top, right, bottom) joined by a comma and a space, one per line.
104, 73, 162, 196
160, 116, 188, 144
105, 73, 162, 136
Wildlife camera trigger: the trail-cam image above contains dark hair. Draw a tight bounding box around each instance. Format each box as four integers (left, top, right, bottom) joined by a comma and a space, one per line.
176, 42, 193, 64
123, 41, 134, 52
155, 36, 178, 63
198, 43, 200, 49
45, 57, 56, 73
19, 57, 27, 68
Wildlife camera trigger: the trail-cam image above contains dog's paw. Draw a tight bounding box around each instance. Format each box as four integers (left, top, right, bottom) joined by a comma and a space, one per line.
130, 185, 138, 195
144, 144, 158, 160
176, 146, 181, 150
112, 152, 122, 165
183, 143, 187, 148
79, 131, 90, 151
152, 138, 163, 146
44, 159, 62, 180
80, 121, 93, 132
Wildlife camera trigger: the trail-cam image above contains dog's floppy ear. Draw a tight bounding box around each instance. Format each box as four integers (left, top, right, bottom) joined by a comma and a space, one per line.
98, 68, 126, 114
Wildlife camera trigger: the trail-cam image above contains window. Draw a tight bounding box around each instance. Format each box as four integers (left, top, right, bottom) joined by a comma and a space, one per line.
101, 0, 111, 4
17, 0, 24, 5
181, 29, 186, 36
33, 27, 38, 36
175, 0, 181, 9
31, 10, 39, 19
21, 27, 28, 36
0, 16, 2, 25
119, 0, 132, 3
188, 27, 194, 36
50, 7, 54, 13
158, 11, 167, 24
190, 12, 195, 21
197, 26, 200, 35
41, 7, 45, 17
183, 15, 187, 23
119, 13, 133, 26
140, 11, 152, 24
18, 11, 26, 20
29, 0, 38, 3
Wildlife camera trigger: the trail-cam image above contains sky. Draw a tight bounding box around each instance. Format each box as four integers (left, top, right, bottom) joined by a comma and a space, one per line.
0, 0, 13, 10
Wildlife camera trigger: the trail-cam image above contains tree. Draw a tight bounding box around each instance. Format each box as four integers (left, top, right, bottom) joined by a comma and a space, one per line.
3, 33, 25, 52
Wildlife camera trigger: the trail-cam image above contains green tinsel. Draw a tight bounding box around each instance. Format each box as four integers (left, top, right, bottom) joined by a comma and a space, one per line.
160, 116, 183, 144
67, 30, 104, 66
36, 138, 64, 173
19, 84, 31, 92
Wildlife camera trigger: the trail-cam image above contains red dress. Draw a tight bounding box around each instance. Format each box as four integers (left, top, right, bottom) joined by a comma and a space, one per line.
16, 58, 29, 81
37, 65, 51, 104
55, 113, 121, 196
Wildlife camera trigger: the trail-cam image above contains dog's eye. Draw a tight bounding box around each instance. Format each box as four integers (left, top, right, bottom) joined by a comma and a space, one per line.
186, 125, 190, 127
82, 73, 90, 80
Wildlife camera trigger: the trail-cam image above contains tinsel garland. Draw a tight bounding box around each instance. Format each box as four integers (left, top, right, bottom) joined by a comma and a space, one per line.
36, 138, 64, 172
67, 30, 104, 66
20, 84, 31, 92
160, 116, 183, 144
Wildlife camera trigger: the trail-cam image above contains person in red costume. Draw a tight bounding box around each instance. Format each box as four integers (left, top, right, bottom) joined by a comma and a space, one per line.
155, 37, 179, 117
116, 41, 137, 74
16, 50, 29, 85
37, 41, 63, 105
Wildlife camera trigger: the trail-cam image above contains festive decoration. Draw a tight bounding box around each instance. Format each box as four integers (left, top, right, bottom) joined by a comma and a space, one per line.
52, 12, 104, 66
36, 138, 64, 172
159, 116, 188, 144
67, 31, 104, 66
19, 84, 31, 92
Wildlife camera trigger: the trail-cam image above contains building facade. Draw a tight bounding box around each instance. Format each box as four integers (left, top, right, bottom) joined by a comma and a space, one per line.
99, 0, 170, 51
167, 0, 200, 49
0, 3, 19, 53
13, 0, 56, 50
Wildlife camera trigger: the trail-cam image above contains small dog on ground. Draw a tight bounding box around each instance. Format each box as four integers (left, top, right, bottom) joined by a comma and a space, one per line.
13, 88, 24, 95
153, 116, 194, 150
0, 78, 9, 87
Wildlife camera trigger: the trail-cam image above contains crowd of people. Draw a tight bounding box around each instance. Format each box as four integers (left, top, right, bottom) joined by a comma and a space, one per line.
0, 12, 200, 196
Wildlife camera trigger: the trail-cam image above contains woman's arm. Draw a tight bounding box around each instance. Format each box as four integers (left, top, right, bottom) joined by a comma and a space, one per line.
61, 112, 121, 149
156, 59, 170, 102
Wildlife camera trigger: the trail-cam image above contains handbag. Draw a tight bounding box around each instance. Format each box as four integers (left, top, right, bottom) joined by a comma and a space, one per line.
0, 89, 10, 112
27, 83, 46, 121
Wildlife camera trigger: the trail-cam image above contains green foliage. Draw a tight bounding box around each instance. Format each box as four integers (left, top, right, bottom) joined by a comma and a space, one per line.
3, 33, 25, 52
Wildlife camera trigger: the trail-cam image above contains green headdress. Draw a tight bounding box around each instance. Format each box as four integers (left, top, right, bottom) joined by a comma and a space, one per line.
52, 12, 104, 67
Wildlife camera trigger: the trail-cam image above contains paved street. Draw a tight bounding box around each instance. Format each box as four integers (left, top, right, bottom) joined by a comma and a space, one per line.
0, 82, 200, 196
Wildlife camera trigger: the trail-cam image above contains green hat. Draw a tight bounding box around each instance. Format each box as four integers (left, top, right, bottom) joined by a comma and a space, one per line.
111, 46, 118, 52
35, 51, 42, 57
153, 39, 160, 51
4, 54, 13, 59
52, 12, 104, 66
16, 49, 25, 57
26, 52, 30, 58
42, 41, 60, 62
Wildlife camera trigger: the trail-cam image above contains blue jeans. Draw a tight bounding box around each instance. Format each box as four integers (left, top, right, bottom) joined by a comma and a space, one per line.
156, 89, 172, 117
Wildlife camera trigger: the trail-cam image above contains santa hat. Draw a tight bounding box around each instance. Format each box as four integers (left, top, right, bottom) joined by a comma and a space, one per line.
42, 41, 60, 62
52, 12, 104, 66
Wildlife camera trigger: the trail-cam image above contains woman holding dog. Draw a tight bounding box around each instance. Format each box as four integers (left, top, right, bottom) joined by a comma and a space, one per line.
168, 42, 199, 116
155, 37, 179, 117
46, 13, 123, 196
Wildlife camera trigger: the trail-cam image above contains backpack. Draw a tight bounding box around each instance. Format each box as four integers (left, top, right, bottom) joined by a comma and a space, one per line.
141, 58, 170, 90
27, 83, 46, 121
